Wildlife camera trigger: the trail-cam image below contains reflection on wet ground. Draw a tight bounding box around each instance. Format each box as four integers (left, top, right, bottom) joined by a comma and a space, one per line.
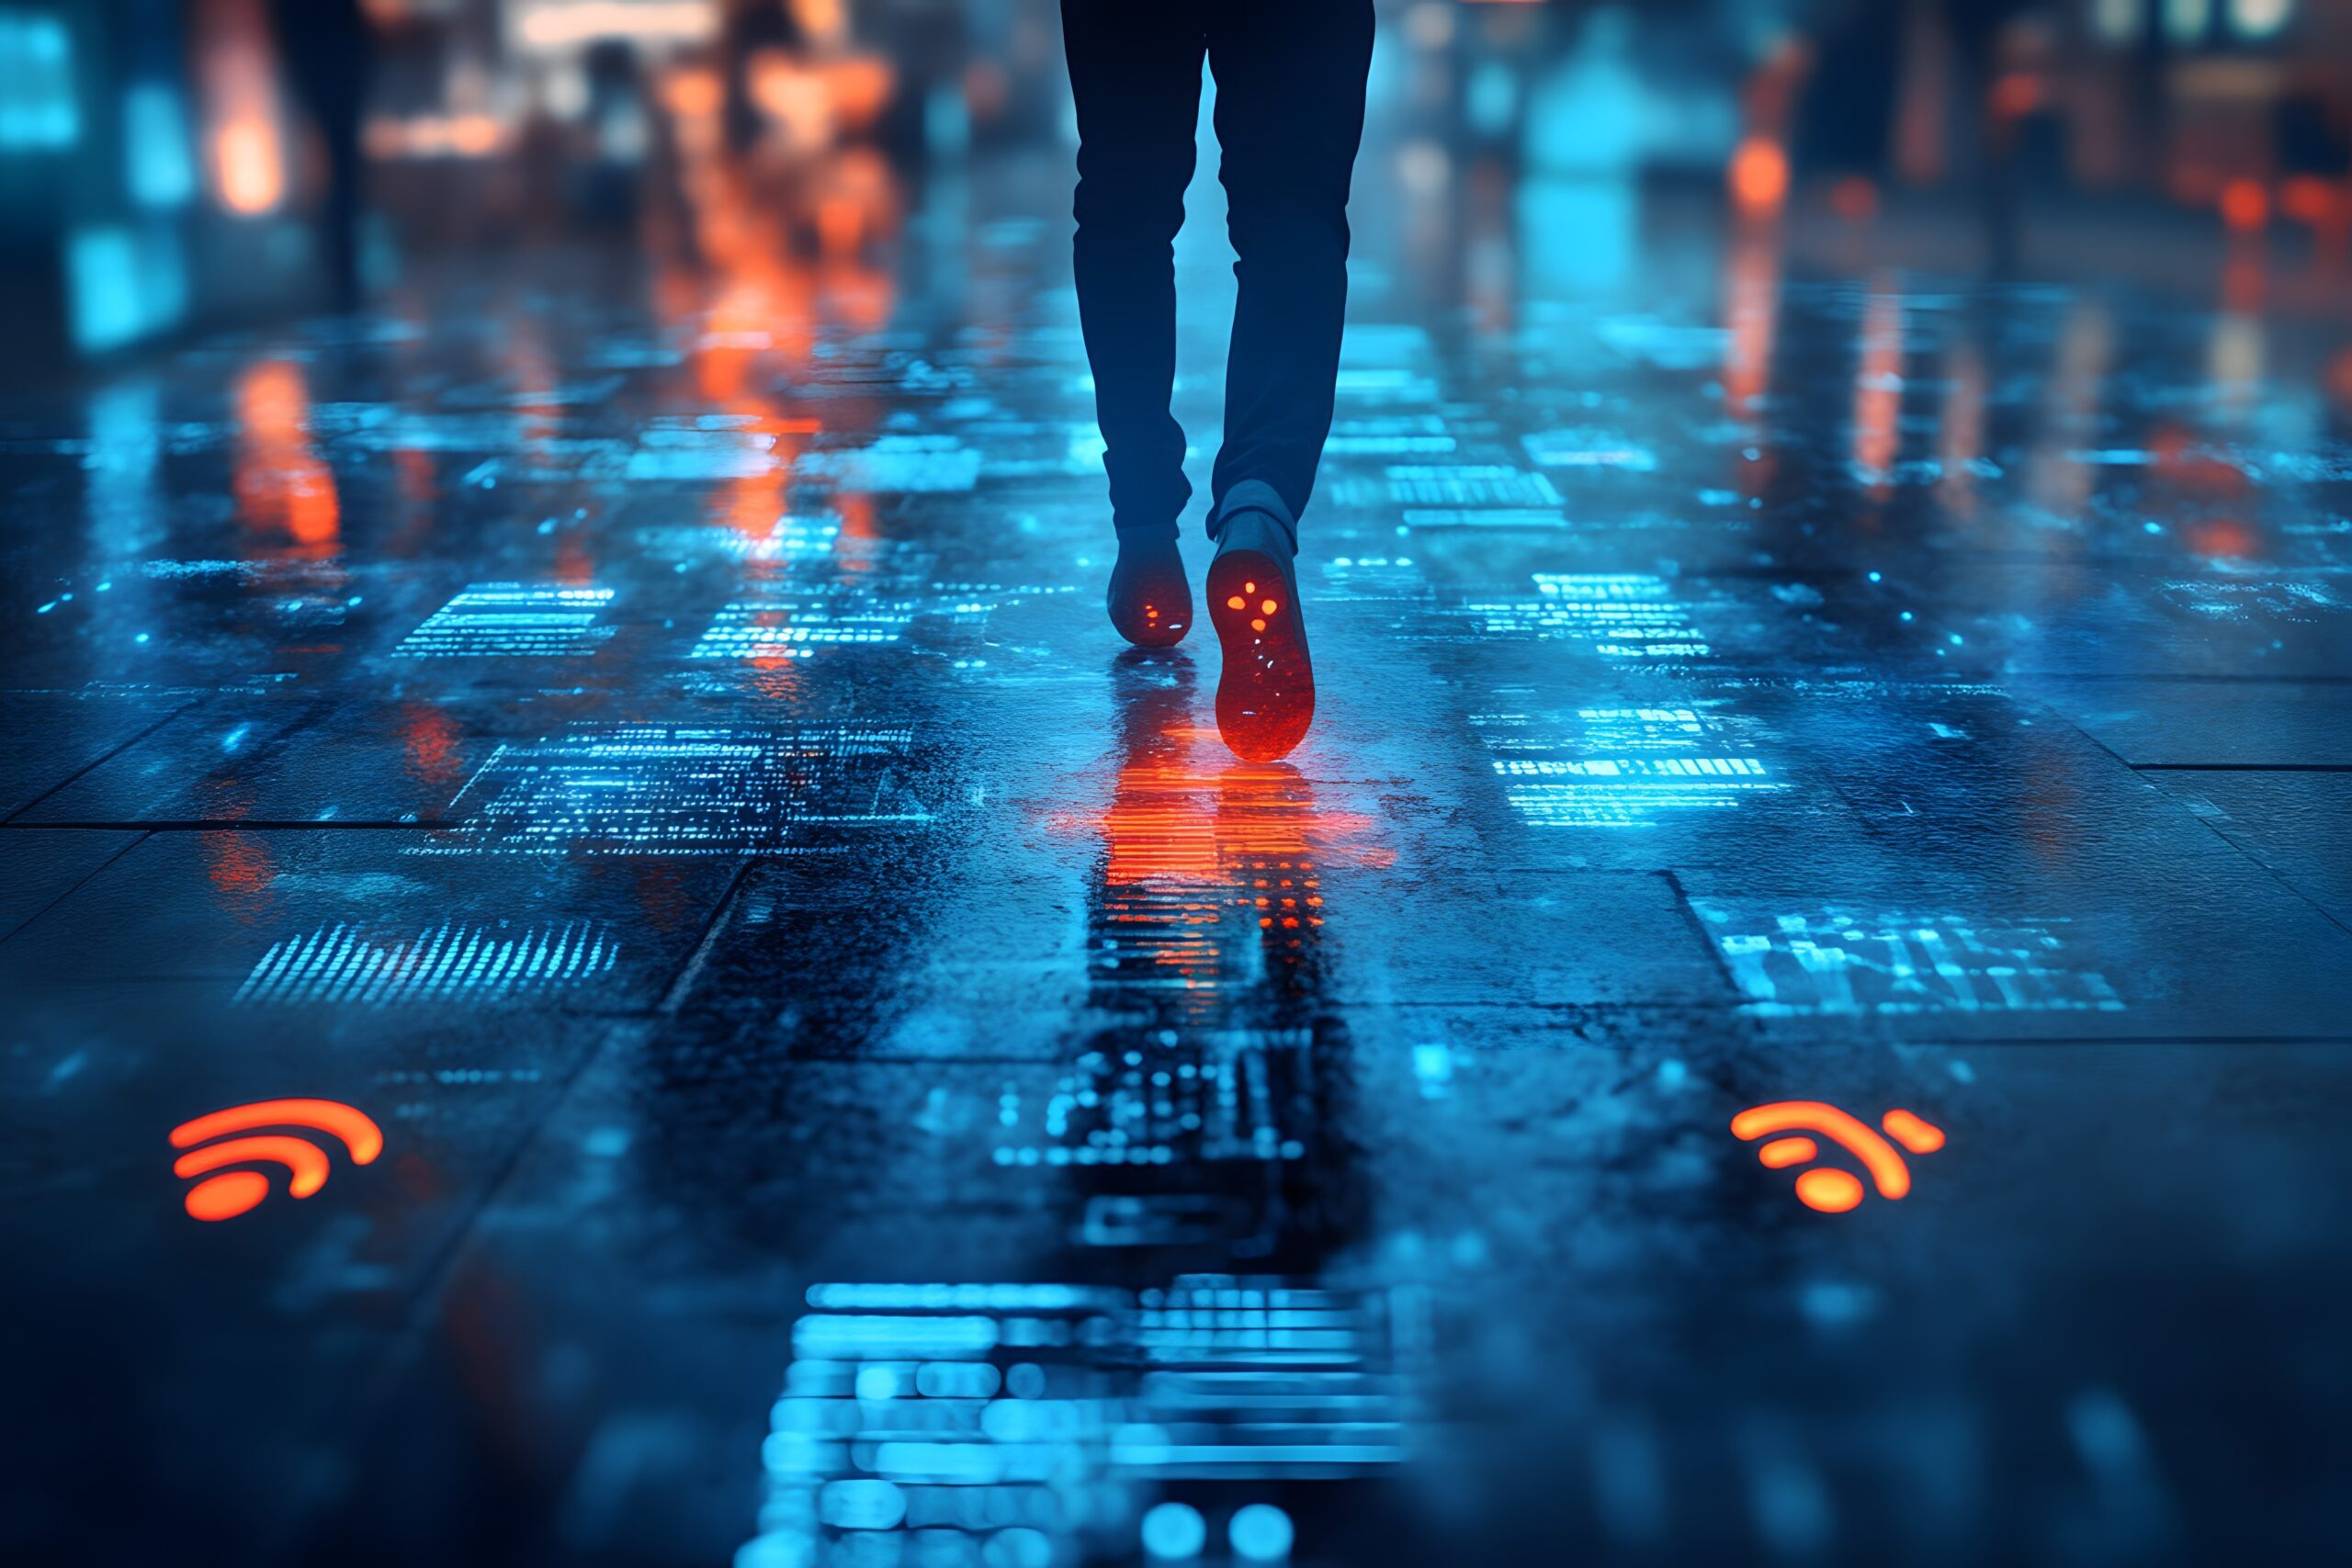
4, 144, 2351, 1567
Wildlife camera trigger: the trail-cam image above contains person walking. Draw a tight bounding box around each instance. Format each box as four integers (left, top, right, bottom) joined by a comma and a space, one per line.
1063, 1, 1374, 761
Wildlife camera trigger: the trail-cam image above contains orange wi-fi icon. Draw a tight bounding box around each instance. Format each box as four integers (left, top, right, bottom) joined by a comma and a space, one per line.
168, 1100, 384, 1222
1731, 1100, 1946, 1213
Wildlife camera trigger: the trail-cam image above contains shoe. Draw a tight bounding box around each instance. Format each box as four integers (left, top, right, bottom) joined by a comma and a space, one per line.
1106, 528, 1191, 648
1205, 483, 1313, 761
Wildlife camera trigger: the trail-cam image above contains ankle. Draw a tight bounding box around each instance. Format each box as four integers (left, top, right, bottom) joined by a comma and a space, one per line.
1115, 523, 1182, 552
1210, 479, 1296, 556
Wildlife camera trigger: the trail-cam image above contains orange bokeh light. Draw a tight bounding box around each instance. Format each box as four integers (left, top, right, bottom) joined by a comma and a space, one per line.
1989, 72, 2043, 122
2327, 346, 2352, 408
2221, 179, 2270, 232
1794, 1168, 1866, 1213
216, 118, 284, 214
1828, 175, 1878, 223
185, 1169, 272, 1222
1729, 136, 1789, 216
1882, 1107, 1946, 1154
2279, 176, 2339, 227
2188, 518, 2254, 558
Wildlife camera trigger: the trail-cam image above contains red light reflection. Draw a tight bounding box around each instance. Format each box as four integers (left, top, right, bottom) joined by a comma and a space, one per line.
233, 360, 340, 552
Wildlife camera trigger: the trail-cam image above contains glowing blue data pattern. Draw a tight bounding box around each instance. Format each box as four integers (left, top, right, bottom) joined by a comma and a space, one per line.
794, 435, 981, 492
691, 597, 919, 659
1383, 464, 1563, 508
233, 921, 617, 1007
393, 585, 616, 658
1460, 574, 1714, 659
1475, 705, 1785, 828
741, 1276, 1416, 1567
1699, 907, 2129, 1017
993, 1028, 1314, 1168
1521, 428, 1660, 470
1322, 412, 1457, 456
432, 724, 929, 854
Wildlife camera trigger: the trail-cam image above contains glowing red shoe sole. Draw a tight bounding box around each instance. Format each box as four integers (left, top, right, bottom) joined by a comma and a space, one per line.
1207, 544, 1313, 761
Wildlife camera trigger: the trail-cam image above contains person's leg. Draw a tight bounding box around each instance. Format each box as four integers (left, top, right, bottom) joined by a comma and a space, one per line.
1195, 0, 1370, 758
1204, 0, 1374, 538
1062, 1, 1207, 646
1063, 1, 1205, 538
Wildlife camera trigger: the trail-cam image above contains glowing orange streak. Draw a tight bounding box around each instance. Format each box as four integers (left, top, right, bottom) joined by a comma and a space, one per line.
1757, 1136, 1816, 1169
1882, 1108, 1946, 1154
233, 360, 339, 549
186, 1170, 271, 1222
169, 1100, 385, 1163
173, 1134, 332, 1198
1794, 1168, 1864, 1213
1853, 288, 1902, 494
1730, 1101, 1911, 1199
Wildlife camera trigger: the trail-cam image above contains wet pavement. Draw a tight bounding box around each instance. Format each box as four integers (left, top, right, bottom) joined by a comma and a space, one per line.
5, 142, 2352, 1568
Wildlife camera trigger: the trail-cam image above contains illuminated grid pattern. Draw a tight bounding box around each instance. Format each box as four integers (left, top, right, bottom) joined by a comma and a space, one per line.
1324, 413, 1456, 456
623, 426, 778, 480
689, 596, 918, 660
1696, 906, 2128, 1016
927, 581, 1075, 610
1522, 428, 1659, 470
1317, 554, 1430, 605
1462, 574, 1713, 659
636, 512, 843, 564
741, 1275, 1414, 1567
1398, 507, 1568, 530
393, 584, 615, 658
1498, 757, 1779, 829
1476, 706, 1784, 828
431, 724, 928, 854
233, 920, 616, 1006
993, 1027, 1312, 1168
793, 434, 980, 491
765, 513, 843, 555
1385, 464, 1563, 507
1332, 367, 1438, 402
688, 581, 1068, 661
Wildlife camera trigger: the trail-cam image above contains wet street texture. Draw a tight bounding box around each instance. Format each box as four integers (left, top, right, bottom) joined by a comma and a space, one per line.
6, 155, 2352, 1568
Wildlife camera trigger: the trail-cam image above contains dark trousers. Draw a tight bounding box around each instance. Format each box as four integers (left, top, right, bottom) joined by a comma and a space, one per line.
1062, 0, 1374, 537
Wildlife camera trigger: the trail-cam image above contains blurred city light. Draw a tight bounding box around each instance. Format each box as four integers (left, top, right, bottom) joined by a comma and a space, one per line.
0, 6, 2344, 386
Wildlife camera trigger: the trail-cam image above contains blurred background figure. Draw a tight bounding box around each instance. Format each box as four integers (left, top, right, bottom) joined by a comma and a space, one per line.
266, 0, 377, 307
1943, 0, 2036, 272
